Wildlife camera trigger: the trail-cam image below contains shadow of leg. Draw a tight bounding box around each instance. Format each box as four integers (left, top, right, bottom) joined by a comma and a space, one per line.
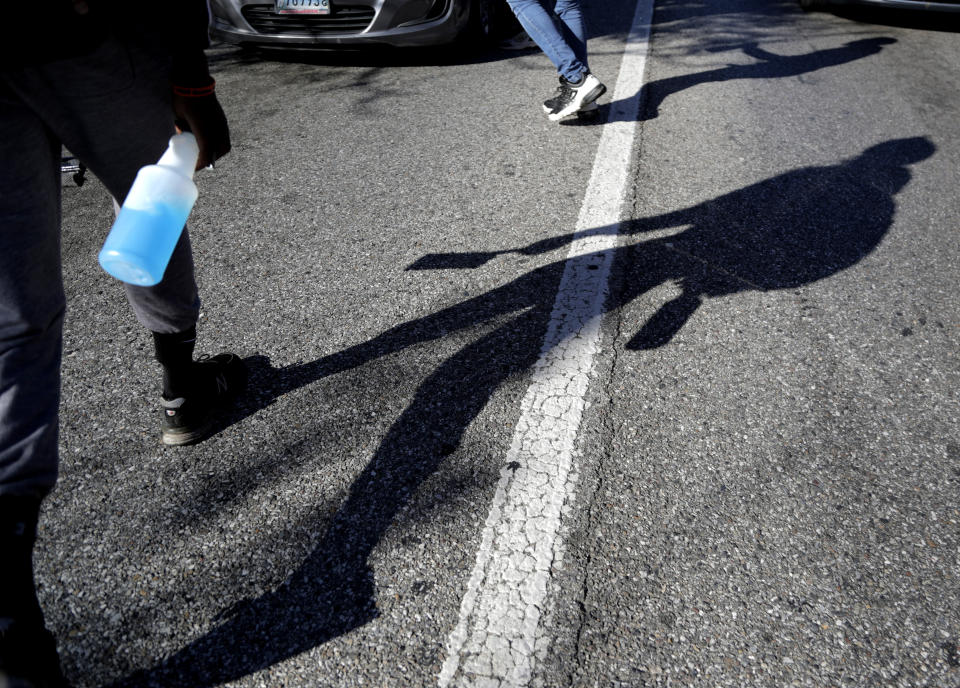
626, 291, 702, 350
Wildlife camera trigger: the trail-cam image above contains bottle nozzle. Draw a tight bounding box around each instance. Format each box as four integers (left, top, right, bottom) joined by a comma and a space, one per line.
157, 132, 200, 179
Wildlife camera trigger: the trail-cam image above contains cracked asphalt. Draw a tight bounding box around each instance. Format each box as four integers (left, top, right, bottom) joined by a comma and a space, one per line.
39, 0, 959, 686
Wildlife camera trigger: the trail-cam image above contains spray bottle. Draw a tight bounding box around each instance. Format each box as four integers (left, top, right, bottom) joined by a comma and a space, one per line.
98, 132, 199, 286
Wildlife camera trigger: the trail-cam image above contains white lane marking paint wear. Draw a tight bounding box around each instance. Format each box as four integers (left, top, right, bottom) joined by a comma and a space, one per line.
438, 1, 655, 686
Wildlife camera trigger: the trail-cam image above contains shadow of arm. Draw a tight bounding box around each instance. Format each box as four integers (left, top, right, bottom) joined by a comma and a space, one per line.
287, 283, 531, 388
740, 42, 780, 63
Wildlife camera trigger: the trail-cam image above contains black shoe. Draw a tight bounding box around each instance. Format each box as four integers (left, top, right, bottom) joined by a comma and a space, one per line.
547, 72, 606, 121
0, 618, 71, 688
0, 497, 70, 688
161, 353, 247, 446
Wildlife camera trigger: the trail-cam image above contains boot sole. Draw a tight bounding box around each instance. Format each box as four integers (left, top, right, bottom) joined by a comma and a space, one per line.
162, 419, 214, 446
160, 354, 247, 447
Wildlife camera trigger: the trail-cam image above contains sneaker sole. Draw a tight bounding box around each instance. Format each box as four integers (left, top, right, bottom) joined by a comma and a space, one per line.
544, 100, 598, 115
576, 104, 600, 120
548, 82, 606, 121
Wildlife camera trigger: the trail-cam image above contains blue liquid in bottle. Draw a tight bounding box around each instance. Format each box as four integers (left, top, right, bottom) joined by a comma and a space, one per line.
99, 202, 192, 286
98, 133, 199, 287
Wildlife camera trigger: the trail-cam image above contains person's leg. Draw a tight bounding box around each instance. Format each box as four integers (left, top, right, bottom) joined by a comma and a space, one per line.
554, 0, 588, 69
506, 0, 604, 120
0, 83, 66, 503
0, 77, 71, 688
542, 0, 604, 121
505, 0, 586, 82
11, 38, 202, 337
11, 38, 244, 445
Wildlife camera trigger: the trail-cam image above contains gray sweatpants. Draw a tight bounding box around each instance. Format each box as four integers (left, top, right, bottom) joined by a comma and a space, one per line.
0, 37, 201, 498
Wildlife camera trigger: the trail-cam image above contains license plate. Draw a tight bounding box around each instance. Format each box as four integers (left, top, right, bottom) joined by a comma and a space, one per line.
275, 0, 330, 14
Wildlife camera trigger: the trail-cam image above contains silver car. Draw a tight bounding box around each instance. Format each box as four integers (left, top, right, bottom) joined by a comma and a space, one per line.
799, 0, 960, 11
209, 0, 507, 49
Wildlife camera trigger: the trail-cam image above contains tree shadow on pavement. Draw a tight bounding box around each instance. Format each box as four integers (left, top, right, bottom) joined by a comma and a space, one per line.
566, 36, 896, 126
828, 5, 960, 33
653, 0, 797, 24
109, 137, 933, 687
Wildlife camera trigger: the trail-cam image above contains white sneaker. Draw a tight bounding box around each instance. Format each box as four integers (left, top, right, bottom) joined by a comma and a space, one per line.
547, 99, 598, 119
547, 72, 606, 121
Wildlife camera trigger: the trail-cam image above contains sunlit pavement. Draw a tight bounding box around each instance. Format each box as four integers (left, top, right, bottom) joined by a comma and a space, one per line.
46, 1, 959, 685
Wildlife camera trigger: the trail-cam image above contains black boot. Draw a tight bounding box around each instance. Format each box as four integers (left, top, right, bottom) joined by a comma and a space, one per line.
0, 496, 70, 688
153, 326, 198, 401
153, 327, 247, 446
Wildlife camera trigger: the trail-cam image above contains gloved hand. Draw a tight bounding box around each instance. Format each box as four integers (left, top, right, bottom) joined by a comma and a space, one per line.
173, 90, 232, 170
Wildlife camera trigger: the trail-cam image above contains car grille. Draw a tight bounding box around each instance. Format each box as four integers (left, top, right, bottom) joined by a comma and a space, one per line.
241, 4, 376, 35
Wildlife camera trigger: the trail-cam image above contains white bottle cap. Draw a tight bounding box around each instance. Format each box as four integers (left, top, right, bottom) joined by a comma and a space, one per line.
157, 132, 200, 180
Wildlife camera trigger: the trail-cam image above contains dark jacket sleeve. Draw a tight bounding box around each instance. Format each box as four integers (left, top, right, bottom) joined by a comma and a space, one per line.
1, 0, 213, 81
0, 2, 107, 67
107, 0, 214, 85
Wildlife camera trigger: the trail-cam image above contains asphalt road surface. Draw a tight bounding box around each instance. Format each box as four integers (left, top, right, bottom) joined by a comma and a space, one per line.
45, 0, 958, 686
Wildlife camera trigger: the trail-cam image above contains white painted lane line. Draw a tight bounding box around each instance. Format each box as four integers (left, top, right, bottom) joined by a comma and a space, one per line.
438, 1, 655, 686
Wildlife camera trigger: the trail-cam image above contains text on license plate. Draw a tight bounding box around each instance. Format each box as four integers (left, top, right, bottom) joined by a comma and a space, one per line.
275, 0, 330, 14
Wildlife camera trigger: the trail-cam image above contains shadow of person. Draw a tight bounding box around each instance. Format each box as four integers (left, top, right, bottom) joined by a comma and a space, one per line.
622, 136, 934, 347
109, 137, 932, 687
115, 313, 548, 688
571, 37, 896, 126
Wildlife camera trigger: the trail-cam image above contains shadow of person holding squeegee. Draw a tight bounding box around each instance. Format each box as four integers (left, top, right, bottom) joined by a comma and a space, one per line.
112, 136, 931, 687
412, 137, 933, 349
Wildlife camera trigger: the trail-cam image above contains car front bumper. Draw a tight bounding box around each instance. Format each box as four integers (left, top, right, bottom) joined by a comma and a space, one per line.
832, 0, 960, 11
210, 0, 473, 48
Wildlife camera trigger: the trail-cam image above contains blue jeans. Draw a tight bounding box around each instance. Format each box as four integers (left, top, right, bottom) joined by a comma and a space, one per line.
505, 0, 588, 83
